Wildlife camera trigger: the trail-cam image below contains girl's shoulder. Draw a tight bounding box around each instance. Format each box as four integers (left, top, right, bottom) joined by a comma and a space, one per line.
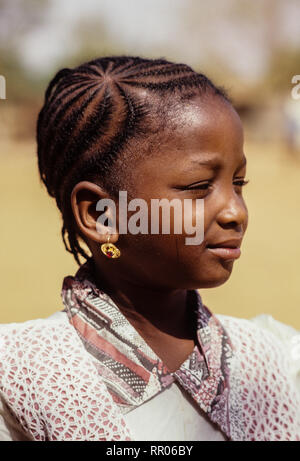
0, 311, 70, 338
215, 312, 299, 351
215, 312, 300, 392
0, 310, 131, 441
0, 310, 68, 329
0, 310, 78, 365
216, 312, 299, 335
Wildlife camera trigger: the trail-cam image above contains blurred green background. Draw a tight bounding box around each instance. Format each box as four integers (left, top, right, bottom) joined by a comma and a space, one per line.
0, 0, 300, 328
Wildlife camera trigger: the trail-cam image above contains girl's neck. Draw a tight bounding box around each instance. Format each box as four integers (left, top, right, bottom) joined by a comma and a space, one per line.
93, 261, 196, 342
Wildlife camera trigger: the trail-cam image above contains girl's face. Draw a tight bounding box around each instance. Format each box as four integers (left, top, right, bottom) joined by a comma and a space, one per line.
92, 94, 248, 291
79, 92, 248, 290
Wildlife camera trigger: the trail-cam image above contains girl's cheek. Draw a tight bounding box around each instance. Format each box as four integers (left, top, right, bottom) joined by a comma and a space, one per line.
177, 199, 208, 246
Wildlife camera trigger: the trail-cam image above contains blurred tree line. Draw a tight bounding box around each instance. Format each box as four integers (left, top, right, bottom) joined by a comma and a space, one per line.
0, 0, 299, 143
0, 0, 50, 101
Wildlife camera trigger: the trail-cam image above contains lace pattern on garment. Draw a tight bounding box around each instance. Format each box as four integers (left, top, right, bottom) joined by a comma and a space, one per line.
0, 319, 132, 441
217, 315, 300, 441
0, 313, 299, 440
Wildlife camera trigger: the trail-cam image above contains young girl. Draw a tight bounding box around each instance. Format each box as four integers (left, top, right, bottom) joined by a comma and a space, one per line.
0, 55, 299, 441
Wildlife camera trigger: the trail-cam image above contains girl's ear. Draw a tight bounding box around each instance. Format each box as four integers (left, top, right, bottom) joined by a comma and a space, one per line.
70, 181, 119, 244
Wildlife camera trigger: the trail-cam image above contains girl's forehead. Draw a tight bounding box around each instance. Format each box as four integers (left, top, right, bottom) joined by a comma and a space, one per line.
120, 95, 245, 190
156, 96, 244, 157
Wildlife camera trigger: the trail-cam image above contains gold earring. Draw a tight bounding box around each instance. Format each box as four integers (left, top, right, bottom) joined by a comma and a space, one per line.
101, 234, 121, 259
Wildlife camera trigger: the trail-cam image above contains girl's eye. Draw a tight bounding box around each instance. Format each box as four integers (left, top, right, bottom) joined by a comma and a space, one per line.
233, 179, 250, 187
183, 178, 250, 191
185, 182, 211, 190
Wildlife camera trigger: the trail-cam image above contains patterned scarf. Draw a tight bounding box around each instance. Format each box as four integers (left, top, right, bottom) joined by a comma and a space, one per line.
61, 259, 235, 438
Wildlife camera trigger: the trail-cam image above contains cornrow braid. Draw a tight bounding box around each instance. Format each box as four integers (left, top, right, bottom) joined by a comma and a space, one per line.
36, 55, 232, 265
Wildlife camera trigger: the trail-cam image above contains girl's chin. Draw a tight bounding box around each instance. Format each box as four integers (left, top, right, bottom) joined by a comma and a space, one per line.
194, 262, 234, 288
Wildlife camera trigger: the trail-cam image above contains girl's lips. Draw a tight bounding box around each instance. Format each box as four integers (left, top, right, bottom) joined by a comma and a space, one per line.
206, 247, 241, 260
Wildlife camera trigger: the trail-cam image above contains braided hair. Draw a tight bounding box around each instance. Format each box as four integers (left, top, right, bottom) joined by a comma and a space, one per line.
36, 55, 231, 265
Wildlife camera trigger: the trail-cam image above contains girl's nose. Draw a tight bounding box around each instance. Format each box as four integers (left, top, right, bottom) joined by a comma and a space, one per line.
216, 192, 248, 231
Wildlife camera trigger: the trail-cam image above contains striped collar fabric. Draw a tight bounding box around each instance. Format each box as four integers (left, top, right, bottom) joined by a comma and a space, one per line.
61, 260, 234, 439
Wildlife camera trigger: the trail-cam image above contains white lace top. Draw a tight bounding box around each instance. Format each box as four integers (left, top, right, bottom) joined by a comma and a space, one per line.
0, 311, 299, 441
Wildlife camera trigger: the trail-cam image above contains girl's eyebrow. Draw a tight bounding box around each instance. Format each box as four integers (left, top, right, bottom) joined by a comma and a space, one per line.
183, 155, 223, 172
183, 154, 247, 172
